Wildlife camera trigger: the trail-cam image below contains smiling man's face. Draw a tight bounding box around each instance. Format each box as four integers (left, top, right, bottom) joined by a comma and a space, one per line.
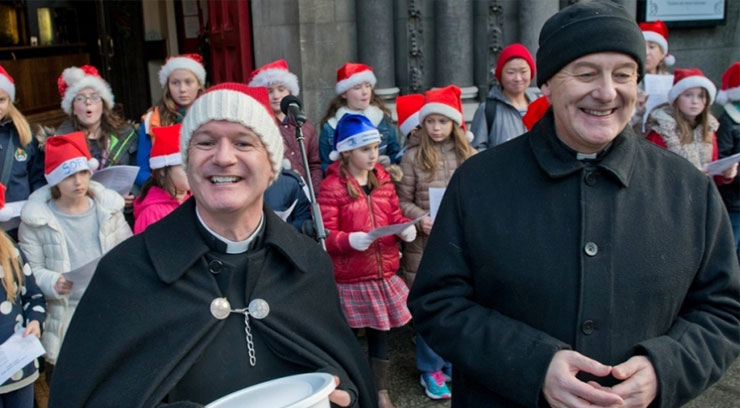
541, 52, 639, 153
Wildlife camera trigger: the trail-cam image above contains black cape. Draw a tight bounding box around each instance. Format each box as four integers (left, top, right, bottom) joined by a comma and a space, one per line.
49, 198, 376, 408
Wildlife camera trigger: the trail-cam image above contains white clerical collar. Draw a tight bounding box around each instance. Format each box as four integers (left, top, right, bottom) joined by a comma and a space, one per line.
195, 207, 264, 254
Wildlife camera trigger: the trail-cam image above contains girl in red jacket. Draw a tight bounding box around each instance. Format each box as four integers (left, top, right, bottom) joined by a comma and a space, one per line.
318, 113, 416, 408
646, 68, 738, 182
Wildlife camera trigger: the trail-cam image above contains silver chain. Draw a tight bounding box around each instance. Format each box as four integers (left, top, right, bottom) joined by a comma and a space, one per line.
231, 307, 256, 367
244, 312, 256, 366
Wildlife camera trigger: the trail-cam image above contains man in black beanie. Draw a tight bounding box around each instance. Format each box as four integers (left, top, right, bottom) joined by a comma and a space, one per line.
409, 1, 740, 408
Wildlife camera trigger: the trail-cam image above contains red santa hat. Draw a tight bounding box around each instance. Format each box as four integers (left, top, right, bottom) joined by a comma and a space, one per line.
395, 94, 424, 137
639, 20, 675, 66
58, 65, 115, 115
716, 61, 740, 106
335, 62, 377, 95
420, 85, 464, 125
419, 85, 473, 142
44, 132, 98, 186
248, 59, 300, 96
667, 68, 717, 106
495, 43, 535, 84
149, 124, 183, 170
0, 64, 15, 102
180, 83, 283, 184
158, 54, 207, 88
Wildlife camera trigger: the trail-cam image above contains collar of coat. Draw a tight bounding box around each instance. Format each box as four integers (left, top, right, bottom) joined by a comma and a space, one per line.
529, 110, 636, 187
144, 197, 316, 284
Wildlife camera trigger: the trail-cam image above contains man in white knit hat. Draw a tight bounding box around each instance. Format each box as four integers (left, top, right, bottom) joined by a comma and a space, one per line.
48, 83, 375, 408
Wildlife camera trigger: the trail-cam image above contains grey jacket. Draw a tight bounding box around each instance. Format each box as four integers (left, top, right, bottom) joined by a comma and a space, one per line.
470, 85, 540, 150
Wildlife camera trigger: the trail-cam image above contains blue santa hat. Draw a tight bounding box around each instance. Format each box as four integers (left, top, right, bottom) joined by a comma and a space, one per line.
329, 114, 381, 161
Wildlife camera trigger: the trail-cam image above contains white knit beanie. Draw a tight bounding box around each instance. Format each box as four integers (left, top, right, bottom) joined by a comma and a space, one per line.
180, 83, 284, 184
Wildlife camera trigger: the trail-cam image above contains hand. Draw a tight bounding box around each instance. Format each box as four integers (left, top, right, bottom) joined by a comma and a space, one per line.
328, 376, 351, 407
722, 163, 738, 181
420, 216, 434, 235
348, 232, 375, 251
397, 225, 417, 242
54, 275, 73, 295
123, 194, 135, 208
24, 320, 41, 338
607, 356, 657, 408
543, 350, 624, 408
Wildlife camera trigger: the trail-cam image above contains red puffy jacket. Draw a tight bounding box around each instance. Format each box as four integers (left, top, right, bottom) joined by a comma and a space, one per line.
318, 161, 410, 283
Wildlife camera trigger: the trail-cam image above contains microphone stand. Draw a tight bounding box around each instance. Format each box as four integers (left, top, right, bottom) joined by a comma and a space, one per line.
290, 116, 328, 250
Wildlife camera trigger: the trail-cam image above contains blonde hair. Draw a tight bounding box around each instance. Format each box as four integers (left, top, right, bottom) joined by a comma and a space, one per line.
3, 102, 32, 147
338, 153, 379, 199
672, 88, 712, 145
0, 231, 23, 304
415, 121, 474, 182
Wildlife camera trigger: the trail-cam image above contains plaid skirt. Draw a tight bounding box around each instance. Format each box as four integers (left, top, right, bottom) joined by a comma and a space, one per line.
337, 275, 412, 330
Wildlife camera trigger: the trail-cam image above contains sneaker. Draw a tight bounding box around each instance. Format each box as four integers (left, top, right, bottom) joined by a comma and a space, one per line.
420, 371, 452, 400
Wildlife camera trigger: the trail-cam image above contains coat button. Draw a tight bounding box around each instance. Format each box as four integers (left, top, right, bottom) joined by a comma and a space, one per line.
584, 242, 598, 256
208, 260, 223, 274
584, 171, 596, 186
582, 320, 595, 335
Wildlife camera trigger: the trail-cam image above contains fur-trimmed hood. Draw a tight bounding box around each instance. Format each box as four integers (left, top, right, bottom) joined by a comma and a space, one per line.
20, 180, 124, 227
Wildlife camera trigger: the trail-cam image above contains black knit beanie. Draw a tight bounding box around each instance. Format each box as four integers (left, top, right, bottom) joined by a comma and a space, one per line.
536, 1, 646, 87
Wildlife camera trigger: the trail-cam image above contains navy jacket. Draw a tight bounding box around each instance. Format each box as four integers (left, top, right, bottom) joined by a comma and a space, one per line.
0, 120, 45, 202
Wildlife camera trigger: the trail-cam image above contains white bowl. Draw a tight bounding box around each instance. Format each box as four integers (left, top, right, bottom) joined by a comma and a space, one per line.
206, 372, 336, 408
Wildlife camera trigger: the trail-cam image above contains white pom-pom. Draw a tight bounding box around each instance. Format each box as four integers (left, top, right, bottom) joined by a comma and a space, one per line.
62, 67, 85, 87
465, 130, 474, 143
282, 158, 292, 170
329, 150, 339, 161
664, 54, 675, 67
88, 157, 99, 170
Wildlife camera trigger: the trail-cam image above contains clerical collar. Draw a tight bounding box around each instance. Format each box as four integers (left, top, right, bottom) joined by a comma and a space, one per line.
195, 208, 264, 254
554, 135, 613, 162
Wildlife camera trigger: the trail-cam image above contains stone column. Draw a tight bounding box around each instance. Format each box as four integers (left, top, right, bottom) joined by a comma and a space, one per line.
435, 0, 477, 119
519, 0, 559, 60
356, 0, 398, 102
435, 0, 474, 88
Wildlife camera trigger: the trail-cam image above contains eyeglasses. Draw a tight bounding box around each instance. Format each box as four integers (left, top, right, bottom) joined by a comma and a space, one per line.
73, 94, 102, 104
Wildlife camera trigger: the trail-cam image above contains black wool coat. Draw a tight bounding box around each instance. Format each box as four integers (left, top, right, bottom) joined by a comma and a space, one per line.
48, 198, 376, 408
408, 111, 740, 408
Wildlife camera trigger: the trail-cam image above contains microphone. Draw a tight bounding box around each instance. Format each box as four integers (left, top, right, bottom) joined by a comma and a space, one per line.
280, 95, 307, 126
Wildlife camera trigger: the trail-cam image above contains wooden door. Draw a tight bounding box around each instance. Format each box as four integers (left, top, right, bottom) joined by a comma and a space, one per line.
95, 0, 149, 119
206, 0, 253, 84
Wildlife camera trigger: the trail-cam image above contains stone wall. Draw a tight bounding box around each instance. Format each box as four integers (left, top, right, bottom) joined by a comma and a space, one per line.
249, 0, 740, 124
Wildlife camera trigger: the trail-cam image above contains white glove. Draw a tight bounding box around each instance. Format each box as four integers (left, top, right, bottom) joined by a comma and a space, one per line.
397, 225, 417, 242
349, 232, 375, 251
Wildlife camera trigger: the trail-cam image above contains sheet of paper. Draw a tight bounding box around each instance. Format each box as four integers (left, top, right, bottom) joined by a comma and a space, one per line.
428, 187, 446, 221
704, 152, 740, 176
274, 200, 298, 222
641, 74, 674, 132
63, 257, 100, 296
91, 165, 139, 196
0, 200, 25, 222
0, 329, 45, 385
367, 213, 428, 240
